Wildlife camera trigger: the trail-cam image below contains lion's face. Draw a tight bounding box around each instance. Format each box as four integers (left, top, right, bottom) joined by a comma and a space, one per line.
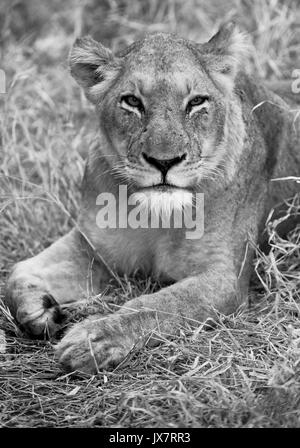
70, 25, 250, 206
99, 36, 228, 192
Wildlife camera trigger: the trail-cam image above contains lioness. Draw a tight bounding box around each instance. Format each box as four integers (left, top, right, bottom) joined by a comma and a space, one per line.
5, 23, 300, 373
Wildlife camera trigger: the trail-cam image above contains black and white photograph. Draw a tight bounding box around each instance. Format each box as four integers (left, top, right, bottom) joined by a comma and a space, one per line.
0, 0, 300, 430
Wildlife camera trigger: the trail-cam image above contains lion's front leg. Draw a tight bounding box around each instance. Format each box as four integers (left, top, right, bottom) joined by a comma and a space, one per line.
56, 266, 243, 373
5, 229, 108, 337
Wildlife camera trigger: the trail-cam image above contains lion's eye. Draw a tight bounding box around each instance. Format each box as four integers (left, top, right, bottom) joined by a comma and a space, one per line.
122, 95, 143, 110
186, 96, 208, 113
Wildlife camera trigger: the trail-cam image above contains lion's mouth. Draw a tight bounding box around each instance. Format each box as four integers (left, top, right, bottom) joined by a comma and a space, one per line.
141, 183, 192, 193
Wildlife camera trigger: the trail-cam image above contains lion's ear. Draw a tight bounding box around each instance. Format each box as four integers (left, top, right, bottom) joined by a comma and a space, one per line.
199, 23, 252, 93
69, 36, 121, 103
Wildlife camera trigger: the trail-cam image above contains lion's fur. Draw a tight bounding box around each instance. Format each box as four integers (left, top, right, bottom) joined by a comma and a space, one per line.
4, 24, 300, 373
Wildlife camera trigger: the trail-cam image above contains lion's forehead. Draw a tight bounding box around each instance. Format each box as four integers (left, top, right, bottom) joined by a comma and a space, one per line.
124, 71, 209, 99
121, 33, 194, 63
126, 36, 197, 71
119, 34, 211, 97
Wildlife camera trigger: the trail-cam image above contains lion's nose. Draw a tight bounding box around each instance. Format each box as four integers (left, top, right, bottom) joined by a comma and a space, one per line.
142, 153, 186, 177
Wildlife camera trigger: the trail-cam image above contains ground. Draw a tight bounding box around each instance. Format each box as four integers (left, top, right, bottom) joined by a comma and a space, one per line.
0, 0, 299, 428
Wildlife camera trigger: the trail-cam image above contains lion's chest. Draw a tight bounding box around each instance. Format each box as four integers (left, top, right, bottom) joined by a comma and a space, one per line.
98, 227, 177, 278
87, 225, 206, 282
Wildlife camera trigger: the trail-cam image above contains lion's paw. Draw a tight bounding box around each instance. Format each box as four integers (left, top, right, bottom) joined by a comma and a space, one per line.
16, 293, 66, 337
55, 313, 143, 374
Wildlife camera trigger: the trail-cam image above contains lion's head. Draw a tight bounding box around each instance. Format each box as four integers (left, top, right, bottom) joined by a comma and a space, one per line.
70, 23, 251, 210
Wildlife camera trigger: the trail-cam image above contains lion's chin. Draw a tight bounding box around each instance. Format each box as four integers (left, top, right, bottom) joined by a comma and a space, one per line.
131, 187, 193, 216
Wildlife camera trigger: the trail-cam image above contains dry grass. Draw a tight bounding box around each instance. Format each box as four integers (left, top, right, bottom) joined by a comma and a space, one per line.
0, 0, 300, 428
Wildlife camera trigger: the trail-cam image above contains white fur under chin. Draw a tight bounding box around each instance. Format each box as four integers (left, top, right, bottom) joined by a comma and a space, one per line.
132, 189, 193, 216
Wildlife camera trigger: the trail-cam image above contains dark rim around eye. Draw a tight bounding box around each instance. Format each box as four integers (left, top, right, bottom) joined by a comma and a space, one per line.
189, 96, 208, 107
122, 95, 142, 108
